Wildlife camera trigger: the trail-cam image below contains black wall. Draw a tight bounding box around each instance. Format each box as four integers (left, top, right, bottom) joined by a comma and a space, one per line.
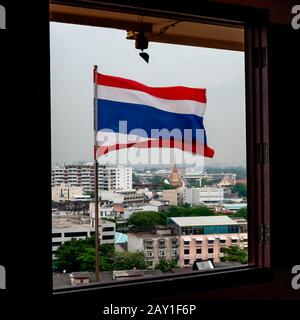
0, 0, 299, 317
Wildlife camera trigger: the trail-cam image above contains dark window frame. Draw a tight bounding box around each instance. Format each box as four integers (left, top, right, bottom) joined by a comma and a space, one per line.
50, 0, 271, 295
64, 232, 88, 238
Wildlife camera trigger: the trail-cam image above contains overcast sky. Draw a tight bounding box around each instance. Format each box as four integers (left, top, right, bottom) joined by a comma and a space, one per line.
50, 22, 246, 168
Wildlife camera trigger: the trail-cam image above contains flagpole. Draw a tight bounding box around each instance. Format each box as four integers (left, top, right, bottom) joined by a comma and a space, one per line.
94, 65, 100, 282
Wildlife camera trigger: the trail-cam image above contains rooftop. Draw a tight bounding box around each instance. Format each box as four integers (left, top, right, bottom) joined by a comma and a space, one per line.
52, 215, 92, 230
52, 214, 113, 230
169, 215, 238, 227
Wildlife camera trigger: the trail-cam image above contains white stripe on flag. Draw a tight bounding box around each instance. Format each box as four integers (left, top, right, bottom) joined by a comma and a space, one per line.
97, 85, 206, 117
97, 131, 156, 146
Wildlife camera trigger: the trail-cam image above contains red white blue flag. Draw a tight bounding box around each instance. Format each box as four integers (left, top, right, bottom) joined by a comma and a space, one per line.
94, 72, 214, 159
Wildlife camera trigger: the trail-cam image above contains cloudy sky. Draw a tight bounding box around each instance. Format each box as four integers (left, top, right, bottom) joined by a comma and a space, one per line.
50, 22, 246, 168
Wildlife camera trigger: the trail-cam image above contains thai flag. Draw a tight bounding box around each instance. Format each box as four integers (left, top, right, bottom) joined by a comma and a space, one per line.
94, 72, 214, 159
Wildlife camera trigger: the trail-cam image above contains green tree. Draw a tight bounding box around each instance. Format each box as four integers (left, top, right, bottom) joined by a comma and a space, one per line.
54, 237, 115, 272
155, 258, 177, 273
220, 246, 248, 264
132, 173, 141, 185
162, 205, 214, 223
54, 237, 148, 272
150, 176, 164, 185
161, 183, 176, 190
76, 247, 96, 271
231, 207, 247, 220
55, 238, 89, 272
233, 183, 247, 197
127, 211, 165, 227
127, 206, 215, 227
113, 251, 147, 270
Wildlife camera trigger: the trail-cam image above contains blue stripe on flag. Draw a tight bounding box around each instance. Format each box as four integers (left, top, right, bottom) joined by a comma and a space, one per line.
97, 99, 207, 143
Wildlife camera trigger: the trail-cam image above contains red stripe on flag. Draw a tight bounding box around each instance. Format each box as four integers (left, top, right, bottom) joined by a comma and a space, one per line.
97, 73, 206, 103
95, 139, 214, 158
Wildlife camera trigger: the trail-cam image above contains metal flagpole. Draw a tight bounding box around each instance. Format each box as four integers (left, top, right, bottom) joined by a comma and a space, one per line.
93, 65, 100, 282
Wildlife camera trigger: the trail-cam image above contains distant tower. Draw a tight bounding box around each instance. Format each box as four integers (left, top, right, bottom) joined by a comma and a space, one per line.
169, 163, 184, 187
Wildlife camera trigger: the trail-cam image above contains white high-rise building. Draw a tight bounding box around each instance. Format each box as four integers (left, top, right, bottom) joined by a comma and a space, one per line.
99, 166, 132, 191
51, 163, 132, 193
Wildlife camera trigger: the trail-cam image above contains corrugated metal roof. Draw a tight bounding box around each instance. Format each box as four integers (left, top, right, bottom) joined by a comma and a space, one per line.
170, 215, 238, 227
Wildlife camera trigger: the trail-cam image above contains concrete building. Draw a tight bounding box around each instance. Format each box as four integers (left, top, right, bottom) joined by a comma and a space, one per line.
162, 188, 183, 206
128, 226, 180, 269
52, 215, 115, 257
52, 163, 132, 193
183, 187, 224, 204
89, 218, 116, 244
89, 202, 120, 219
167, 216, 247, 267
99, 165, 132, 191
148, 199, 170, 212
52, 183, 84, 202
100, 189, 144, 207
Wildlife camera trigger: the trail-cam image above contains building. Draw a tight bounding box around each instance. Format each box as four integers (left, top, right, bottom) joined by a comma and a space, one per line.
148, 199, 170, 212
183, 187, 224, 204
51, 183, 84, 202
162, 188, 183, 206
100, 189, 144, 207
89, 202, 120, 219
167, 216, 247, 267
52, 215, 115, 257
89, 218, 116, 244
51, 163, 132, 193
217, 175, 236, 187
52, 215, 95, 257
99, 165, 132, 191
128, 226, 180, 269
70, 272, 90, 286
168, 163, 184, 187
222, 203, 247, 212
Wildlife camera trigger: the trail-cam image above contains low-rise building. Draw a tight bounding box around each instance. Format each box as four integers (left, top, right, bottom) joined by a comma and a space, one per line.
148, 199, 170, 212
162, 188, 183, 206
70, 272, 90, 286
183, 187, 224, 204
89, 202, 120, 219
100, 189, 145, 206
52, 183, 84, 202
167, 216, 247, 267
128, 226, 180, 269
52, 215, 115, 257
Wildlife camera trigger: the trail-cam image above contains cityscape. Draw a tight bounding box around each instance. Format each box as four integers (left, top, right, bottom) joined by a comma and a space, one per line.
52, 162, 247, 288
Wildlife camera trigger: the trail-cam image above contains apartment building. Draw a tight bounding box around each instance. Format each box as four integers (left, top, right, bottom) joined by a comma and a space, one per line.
51, 163, 132, 193
100, 189, 145, 207
167, 216, 247, 267
128, 226, 180, 269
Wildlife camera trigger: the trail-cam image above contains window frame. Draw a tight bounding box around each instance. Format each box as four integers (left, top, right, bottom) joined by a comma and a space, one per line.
50, 0, 271, 295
